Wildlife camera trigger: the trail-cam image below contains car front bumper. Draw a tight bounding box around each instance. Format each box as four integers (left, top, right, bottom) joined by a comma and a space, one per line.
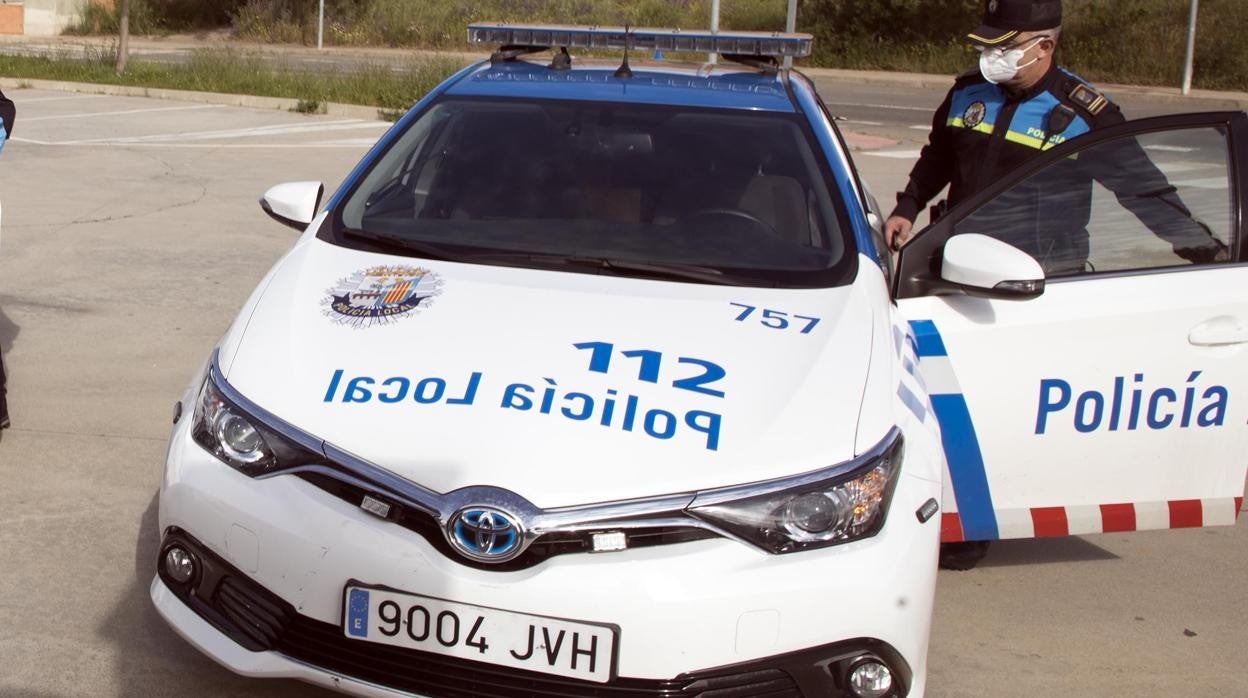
154, 415, 939, 697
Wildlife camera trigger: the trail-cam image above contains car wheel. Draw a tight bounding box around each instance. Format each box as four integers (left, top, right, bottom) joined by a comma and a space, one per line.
938, 541, 991, 570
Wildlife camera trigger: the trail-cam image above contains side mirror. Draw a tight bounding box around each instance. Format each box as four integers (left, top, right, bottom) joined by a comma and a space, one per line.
941, 233, 1045, 299
259, 181, 324, 231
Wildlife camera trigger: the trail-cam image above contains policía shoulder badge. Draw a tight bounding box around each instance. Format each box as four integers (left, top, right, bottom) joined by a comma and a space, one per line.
323, 265, 443, 328
963, 101, 987, 129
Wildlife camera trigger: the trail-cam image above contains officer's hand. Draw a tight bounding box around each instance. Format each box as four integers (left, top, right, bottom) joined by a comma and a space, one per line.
883, 216, 914, 251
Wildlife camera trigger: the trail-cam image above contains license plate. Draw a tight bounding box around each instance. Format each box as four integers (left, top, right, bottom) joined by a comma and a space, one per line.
342, 584, 617, 683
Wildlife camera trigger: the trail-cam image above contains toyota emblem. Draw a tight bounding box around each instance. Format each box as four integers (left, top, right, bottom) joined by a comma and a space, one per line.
448, 507, 524, 562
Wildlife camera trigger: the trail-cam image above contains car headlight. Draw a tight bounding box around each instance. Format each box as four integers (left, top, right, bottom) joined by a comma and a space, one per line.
687, 430, 903, 553
190, 366, 322, 476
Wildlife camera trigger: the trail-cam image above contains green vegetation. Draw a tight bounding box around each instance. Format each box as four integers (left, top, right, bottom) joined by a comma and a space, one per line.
56, 0, 1248, 91
0, 48, 462, 117
807, 0, 1248, 91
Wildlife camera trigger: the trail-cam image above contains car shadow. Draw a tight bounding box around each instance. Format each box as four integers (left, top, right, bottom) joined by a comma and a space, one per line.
101, 493, 336, 697
976, 536, 1119, 568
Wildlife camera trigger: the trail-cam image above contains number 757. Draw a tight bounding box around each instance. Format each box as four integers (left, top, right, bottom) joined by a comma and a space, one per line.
729, 303, 820, 334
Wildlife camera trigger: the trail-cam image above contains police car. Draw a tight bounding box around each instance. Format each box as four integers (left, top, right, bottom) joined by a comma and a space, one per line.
150, 24, 1248, 698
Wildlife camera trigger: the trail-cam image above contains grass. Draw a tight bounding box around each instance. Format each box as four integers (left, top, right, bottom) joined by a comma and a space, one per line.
0, 48, 463, 118
41, 0, 1248, 93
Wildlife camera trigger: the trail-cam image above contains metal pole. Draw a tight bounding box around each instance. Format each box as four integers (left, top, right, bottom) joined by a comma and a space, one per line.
709, 0, 719, 64
783, 0, 797, 69
317, 0, 325, 50
1181, 0, 1198, 95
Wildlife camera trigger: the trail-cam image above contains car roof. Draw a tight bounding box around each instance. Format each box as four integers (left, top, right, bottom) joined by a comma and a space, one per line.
445, 59, 797, 113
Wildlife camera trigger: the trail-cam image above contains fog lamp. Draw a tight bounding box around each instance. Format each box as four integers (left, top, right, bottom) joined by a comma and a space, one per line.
164, 546, 196, 584
848, 659, 893, 698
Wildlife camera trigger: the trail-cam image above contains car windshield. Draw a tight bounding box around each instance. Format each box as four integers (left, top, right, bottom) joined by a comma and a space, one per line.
332, 97, 855, 287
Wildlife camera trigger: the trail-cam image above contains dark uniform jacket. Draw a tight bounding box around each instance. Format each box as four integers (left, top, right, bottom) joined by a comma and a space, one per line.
893, 63, 1223, 272
1, 86, 12, 430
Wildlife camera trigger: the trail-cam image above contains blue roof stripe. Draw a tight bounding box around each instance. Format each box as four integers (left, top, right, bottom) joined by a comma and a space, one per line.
448, 63, 794, 112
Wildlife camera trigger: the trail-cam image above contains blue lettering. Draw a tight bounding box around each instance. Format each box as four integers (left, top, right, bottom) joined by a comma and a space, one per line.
1181, 370, 1201, 427
324, 369, 344, 402
414, 377, 446, 404
1108, 376, 1124, 430
1128, 374, 1145, 430
685, 410, 722, 451
599, 389, 617, 427
621, 395, 639, 432
1035, 379, 1071, 434
540, 378, 557, 414
344, 377, 374, 403
501, 383, 534, 411
1147, 388, 1176, 429
561, 393, 593, 421
1074, 391, 1104, 433
446, 372, 482, 405
1198, 386, 1228, 426
379, 377, 410, 403
643, 409, 677, 440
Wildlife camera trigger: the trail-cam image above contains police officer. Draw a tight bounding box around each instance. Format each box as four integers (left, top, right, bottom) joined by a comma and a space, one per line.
883, 0, 1226, 267
0, 86, 13, 435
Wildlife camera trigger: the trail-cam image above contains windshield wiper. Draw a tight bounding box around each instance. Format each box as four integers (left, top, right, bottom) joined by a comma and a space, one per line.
506, 253, 763, 286
342, 228, 469, 262
340, 231, 765, 286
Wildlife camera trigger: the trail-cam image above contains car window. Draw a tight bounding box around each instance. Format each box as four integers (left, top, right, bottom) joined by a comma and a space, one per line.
953, 126, 1234, 278
334, 98, 857, 288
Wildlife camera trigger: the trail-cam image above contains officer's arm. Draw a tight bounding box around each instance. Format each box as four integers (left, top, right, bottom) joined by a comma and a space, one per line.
0, 88, 13, 153
889, 89, 955, 223
1084, 107, 1226, 262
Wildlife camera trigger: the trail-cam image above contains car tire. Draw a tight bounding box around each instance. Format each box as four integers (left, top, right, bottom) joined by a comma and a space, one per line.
938, 541, 991, 570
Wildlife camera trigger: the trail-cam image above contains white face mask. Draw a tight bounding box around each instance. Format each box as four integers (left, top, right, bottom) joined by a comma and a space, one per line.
978, 36, 1046, 84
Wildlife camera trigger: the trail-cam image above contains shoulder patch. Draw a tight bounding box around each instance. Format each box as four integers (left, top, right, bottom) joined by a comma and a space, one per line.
1067, 82, 1110, 116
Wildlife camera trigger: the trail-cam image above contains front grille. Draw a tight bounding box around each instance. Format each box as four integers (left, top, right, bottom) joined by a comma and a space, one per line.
205, 566, 801, 698
279, 611, 801, 698
298, 471, 718, 571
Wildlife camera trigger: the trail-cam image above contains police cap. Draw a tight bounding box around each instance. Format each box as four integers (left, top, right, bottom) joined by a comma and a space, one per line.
968, 0, 1062, 46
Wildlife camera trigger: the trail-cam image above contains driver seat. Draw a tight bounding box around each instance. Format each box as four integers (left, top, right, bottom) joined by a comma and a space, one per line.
738, 174, 809, 245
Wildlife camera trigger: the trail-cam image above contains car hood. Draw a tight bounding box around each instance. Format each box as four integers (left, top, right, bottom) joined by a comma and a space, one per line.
222, 241, 874, 509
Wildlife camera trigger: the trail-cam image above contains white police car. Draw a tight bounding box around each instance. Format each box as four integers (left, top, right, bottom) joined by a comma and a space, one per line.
151, 24, 1248, 698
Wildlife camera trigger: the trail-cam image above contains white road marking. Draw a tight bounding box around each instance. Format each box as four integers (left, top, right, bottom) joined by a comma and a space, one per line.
15, 94, 108, 104
21, 104, 225, 122
11, 137, 376, 149
862, 149, 923, 159
66, 119, 389, 145
1145, 144, 1195, 153
837, 119, 883, 126
1170, 177, 1227, 190
1155, 162, 1217, 176
909, 125, 931, 131
323, 138, 384, 146
822, 101, 932, 112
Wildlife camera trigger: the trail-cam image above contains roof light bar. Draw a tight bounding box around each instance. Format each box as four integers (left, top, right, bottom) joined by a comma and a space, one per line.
467, 23, 813, 58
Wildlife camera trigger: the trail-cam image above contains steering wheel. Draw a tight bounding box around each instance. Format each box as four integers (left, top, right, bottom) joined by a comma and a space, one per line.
684, 207, 778, 238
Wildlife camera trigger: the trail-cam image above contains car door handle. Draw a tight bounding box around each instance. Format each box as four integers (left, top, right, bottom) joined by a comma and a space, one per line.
1189, 316, 1248, 346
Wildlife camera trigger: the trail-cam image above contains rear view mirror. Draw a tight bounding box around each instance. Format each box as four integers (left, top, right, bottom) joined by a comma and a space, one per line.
941, 234, 1045, 299
260, 181, 324, 230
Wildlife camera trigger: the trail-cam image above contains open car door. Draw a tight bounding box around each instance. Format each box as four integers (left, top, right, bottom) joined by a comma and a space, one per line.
894, 111, 1248, 544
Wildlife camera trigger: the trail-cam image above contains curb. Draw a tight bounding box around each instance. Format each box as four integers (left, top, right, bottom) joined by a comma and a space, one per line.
799, 67, 1248, 110
0, 77, 389, 121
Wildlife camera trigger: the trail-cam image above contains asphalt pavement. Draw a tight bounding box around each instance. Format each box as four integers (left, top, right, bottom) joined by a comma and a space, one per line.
0, 76, 1244, 698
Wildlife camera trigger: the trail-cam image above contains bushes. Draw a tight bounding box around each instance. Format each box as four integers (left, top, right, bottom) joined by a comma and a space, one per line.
64, 0, 1248, 91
